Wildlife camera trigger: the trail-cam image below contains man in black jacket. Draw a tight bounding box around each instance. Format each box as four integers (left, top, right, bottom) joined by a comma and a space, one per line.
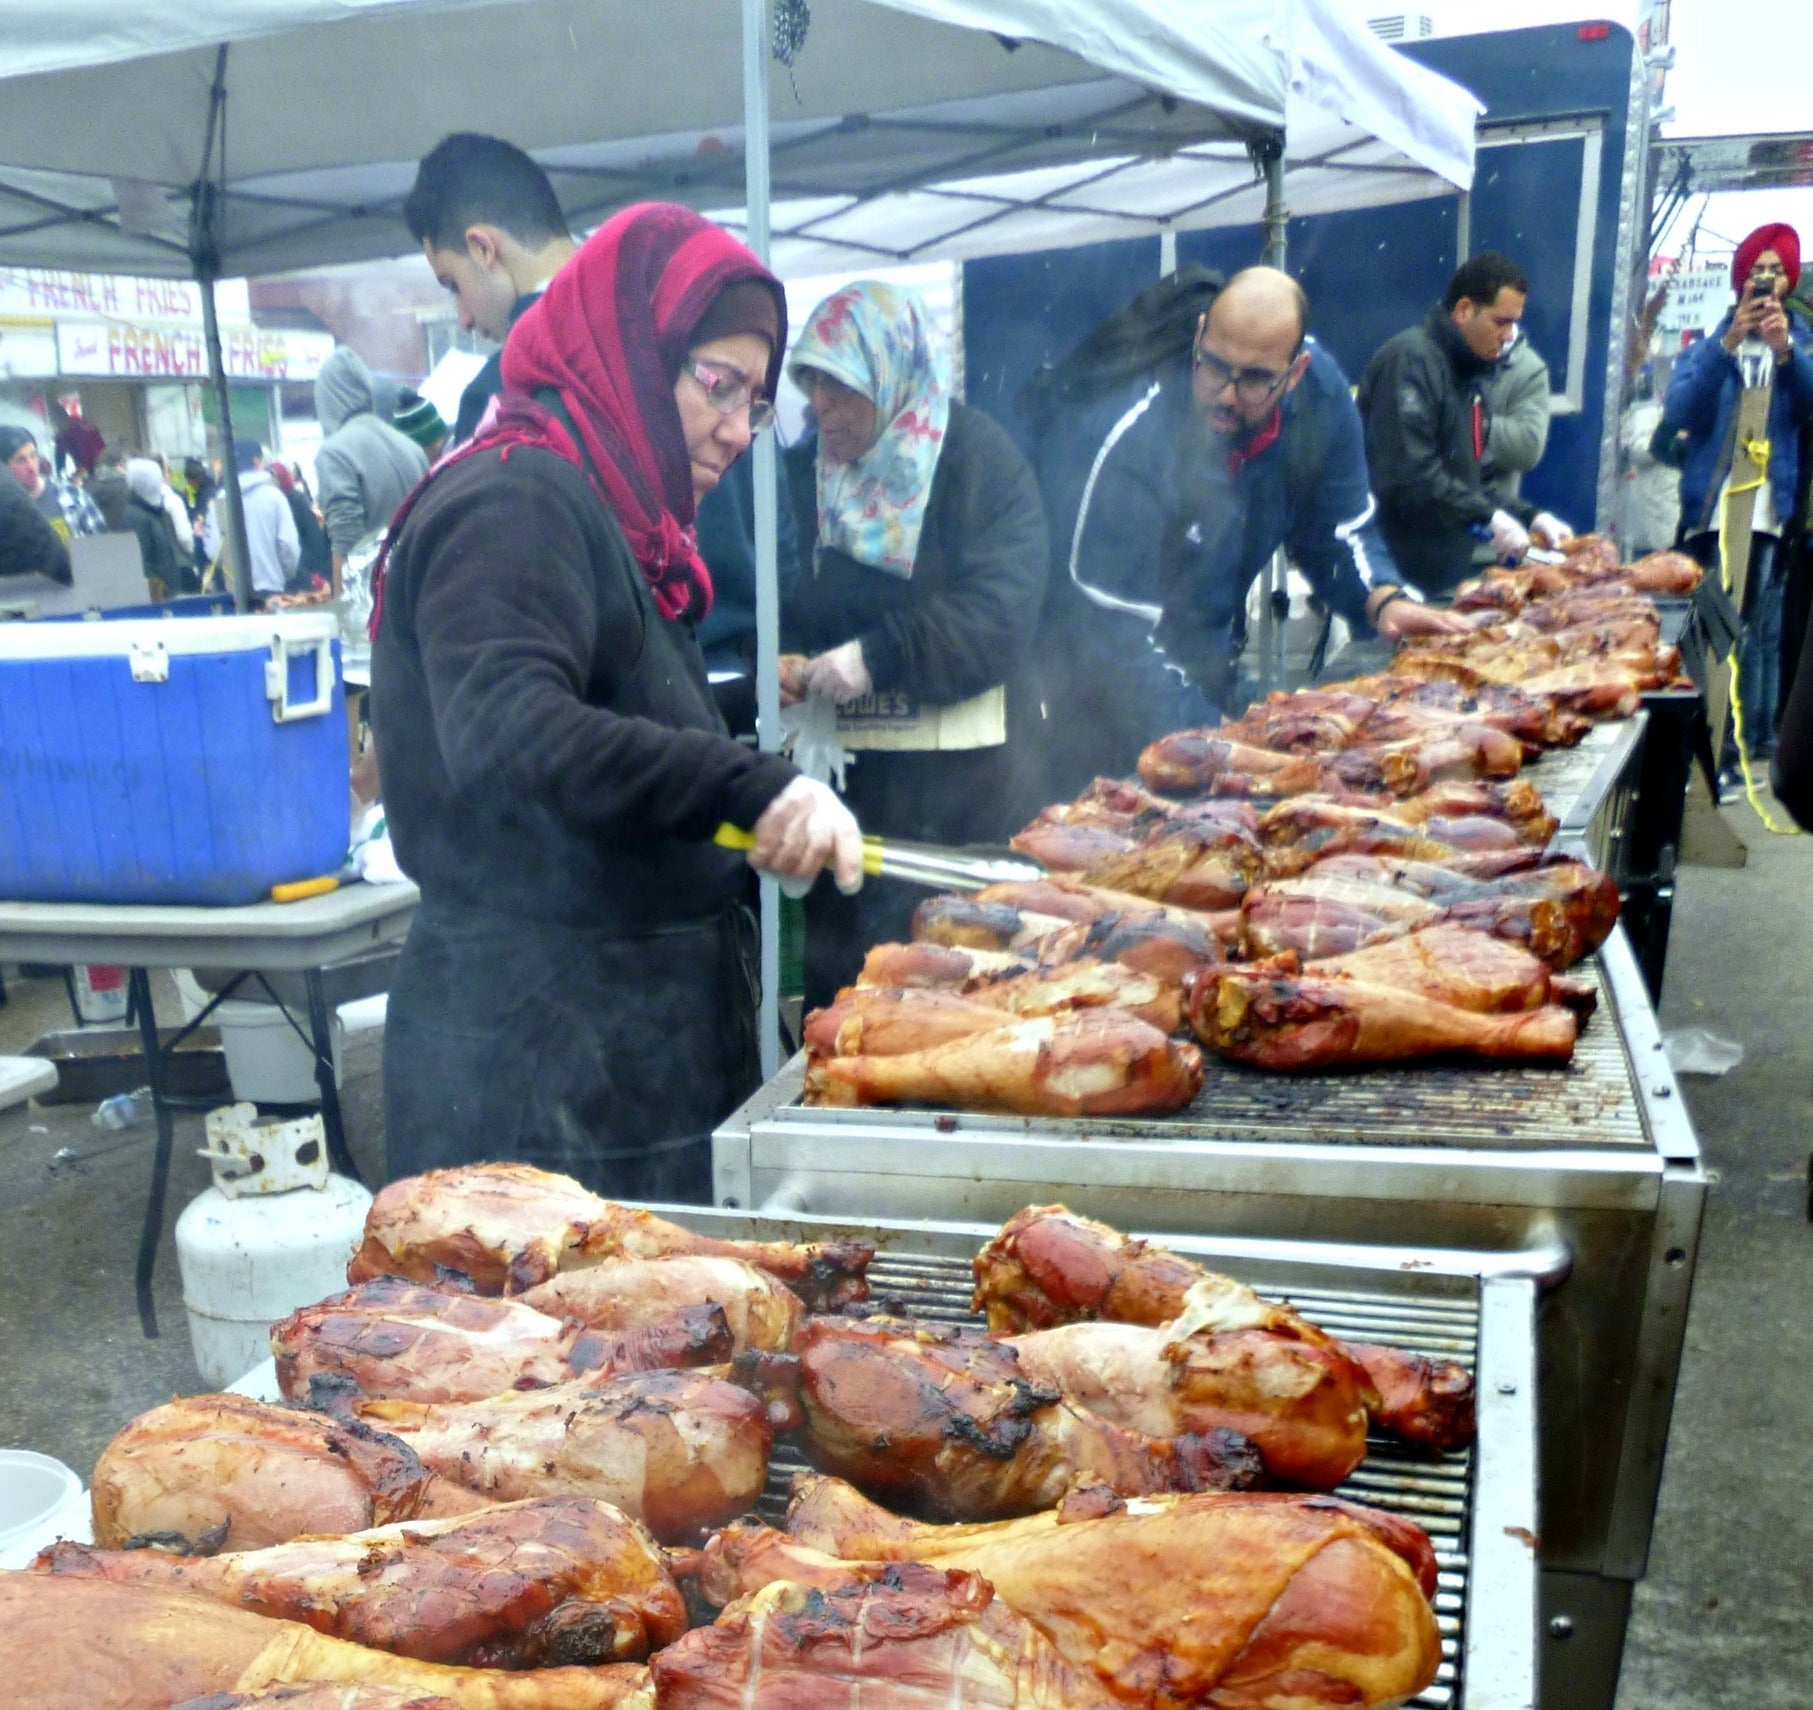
1358, 253, 1574, 597
0, 462, 72, 585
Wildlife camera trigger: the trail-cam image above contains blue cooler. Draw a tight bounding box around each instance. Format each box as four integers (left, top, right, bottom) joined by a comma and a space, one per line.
0, 613, 351, 906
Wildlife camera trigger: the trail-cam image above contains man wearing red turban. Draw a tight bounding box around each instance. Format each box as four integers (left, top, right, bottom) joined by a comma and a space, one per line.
1662, 222, 1813, 776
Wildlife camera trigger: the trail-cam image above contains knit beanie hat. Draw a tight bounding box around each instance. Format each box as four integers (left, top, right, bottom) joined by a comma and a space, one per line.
0, 424, 38, 464
393, 390, 448, 451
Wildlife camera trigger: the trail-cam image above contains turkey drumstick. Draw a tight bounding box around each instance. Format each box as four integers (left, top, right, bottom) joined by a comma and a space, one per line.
791, 1313, 1260, 1520
34, 1496, 685, 1669
347, 1162, 872, 1305
687, 1475, 1441, 1710
973, 1206, 1475, 1453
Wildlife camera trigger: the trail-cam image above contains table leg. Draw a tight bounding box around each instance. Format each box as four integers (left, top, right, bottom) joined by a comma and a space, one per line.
131, 967, 173, 1339
304, 968, 361, 1182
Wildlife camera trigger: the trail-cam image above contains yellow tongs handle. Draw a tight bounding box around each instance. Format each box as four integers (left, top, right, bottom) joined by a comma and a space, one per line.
714, 822, 885, 877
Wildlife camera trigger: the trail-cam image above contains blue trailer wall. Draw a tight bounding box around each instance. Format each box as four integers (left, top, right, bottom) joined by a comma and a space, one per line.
963, 22, 1638, 532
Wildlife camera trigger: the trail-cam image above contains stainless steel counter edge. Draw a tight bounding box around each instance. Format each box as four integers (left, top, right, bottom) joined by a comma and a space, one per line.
1555, 711, 1645, 837
727, 1103, 1668, 1214
1593, 917, 1701, 1168
1466, 1275, 1542, 1710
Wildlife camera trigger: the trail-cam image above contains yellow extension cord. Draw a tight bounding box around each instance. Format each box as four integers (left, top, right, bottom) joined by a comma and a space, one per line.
1719, 433, 1799, 834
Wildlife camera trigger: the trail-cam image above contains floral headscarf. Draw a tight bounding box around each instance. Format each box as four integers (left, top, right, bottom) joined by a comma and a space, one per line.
790, 281, 951, 579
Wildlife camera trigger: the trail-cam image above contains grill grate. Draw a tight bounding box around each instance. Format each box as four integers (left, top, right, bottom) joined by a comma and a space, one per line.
759, 1249, 1477, 1710
1523, 719, 1628, 826
1163, 957, 1646, 1149
778, 953, 1646, 1151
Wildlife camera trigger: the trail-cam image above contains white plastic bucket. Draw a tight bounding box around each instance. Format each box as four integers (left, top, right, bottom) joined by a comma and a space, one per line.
0, 1449, 90, 1568
216, 996, 343, 1105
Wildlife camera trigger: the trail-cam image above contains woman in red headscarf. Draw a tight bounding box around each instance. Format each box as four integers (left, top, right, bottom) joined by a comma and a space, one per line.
370, 202, 861, 1199
1662, 221, 1813, 776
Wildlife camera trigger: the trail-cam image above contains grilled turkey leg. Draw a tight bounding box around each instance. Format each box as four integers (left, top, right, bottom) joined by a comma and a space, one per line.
654, 1564, 1117, 1710
34, 1496, 685, 1669
355, 1369, 771, 1543
803, 1012, 1204, 1118
518, 1256, 802, 1356
693, 1476, 1441, 1710
90, 1393, 483, 1553
0, 1575, 652, 1710
1191, 965, 1578, 1068
972, 1207, 1475, 1453
1004, 1319, 1371, 1489
348, 1163, 872, 1306
792, 1314, 1259, 1520
273, 1277, 731, 1405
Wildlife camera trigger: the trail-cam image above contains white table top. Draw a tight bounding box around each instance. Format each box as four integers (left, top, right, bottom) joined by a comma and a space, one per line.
0, 1054, 57, 1108
0, 880, 420, 971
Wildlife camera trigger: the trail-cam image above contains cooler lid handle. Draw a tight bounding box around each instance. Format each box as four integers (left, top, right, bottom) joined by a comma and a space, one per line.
264, 631, 335, 723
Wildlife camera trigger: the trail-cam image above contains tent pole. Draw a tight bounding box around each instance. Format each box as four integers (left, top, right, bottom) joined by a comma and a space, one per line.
1260, 139, 1288, 270
198, 267, 254, 613
190, 45, 253, 613
742, 0, 782, 1083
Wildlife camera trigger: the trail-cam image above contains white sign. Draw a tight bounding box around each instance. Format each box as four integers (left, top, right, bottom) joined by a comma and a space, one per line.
1655, 263, 1734, 338
0, 320, 59, 379
0, 267, 250, 327
55, 319, 333, 383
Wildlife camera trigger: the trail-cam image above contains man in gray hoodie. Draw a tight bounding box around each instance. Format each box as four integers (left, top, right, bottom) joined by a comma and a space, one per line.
204, 438, 300, 600
313, 346, 428, 584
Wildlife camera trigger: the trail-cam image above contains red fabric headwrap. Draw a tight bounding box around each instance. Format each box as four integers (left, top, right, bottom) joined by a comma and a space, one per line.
499, 202, 786, 622
1732, 222, 1801, 293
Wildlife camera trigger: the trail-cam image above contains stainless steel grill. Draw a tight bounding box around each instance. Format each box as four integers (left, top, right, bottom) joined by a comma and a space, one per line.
754, 1246, 1479, 1710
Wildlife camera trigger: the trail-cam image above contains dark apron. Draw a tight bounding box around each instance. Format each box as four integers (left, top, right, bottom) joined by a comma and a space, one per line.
383, 902, 758, 1201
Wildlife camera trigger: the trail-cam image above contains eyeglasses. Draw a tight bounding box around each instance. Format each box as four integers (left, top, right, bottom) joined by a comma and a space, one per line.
1192, 339, 1299, 406
684, 358, 775, 432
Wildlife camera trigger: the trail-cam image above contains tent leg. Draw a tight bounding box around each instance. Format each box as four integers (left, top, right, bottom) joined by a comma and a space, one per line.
199, 270, 254, 613
742, 0, 782, 1082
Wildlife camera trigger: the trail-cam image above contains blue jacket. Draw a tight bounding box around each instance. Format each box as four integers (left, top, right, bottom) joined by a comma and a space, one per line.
1058, 340, 1398, 693
1664, 301, 1813, 536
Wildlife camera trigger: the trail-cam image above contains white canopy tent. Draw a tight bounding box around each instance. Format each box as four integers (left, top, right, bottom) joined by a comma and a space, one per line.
1, 0, 1479, 1075
1, 1, 1477, 279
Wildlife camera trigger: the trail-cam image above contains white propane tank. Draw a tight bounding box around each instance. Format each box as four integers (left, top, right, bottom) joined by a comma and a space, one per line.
175, 1104, 372, 1389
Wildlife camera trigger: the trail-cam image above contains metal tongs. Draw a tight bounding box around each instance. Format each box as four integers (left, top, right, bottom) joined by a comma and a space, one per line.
714, 824, 1043, 892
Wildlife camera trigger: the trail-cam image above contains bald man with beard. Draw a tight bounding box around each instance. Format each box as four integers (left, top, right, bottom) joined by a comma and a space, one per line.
1039, 266, 1466, 795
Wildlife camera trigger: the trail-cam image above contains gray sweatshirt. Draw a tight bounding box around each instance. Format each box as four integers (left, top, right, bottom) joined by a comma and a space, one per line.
204, 466, 299, 596
313, 347, 428, 556
1479, 332, 1552, 502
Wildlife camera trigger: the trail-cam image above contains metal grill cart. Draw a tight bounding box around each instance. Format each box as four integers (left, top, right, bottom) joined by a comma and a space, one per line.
714, 710, 1705, 1710
674, 1207, 1545, 1710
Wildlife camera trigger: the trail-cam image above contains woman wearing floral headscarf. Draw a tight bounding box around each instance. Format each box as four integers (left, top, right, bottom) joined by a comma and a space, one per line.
783, 280, 1048, 1006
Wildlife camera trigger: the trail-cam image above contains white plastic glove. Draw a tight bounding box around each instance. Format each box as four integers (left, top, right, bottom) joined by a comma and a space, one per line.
1488, 509, 1531, 564
748, 775, 865, 897
1530, 512, 1574, 549
803, 640, 872, 705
